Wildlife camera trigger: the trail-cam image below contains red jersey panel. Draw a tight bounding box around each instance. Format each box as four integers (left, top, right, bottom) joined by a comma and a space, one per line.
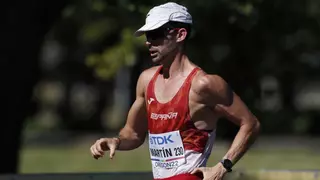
146, 66, 209, 153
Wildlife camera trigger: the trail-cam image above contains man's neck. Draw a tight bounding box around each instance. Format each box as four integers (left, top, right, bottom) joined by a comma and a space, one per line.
161, 51, 190, 79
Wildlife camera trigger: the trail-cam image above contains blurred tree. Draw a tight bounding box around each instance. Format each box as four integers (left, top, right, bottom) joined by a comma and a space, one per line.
44, 0, 148, 132
1, 0, 319, 174
37, 0, 320, 136
1, 0, 67, 174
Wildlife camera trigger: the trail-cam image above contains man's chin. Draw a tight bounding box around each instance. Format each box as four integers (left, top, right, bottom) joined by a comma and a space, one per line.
151, 57, 161, 63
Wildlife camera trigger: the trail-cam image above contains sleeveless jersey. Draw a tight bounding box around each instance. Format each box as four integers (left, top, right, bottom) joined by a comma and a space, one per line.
146, 66, 216, 179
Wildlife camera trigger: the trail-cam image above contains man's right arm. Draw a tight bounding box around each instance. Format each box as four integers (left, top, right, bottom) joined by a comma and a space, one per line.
116, 70, 149, 150
90, 69, 153, 159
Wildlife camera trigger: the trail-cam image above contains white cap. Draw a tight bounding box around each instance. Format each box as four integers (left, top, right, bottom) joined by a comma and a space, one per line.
134, 2, 192, 37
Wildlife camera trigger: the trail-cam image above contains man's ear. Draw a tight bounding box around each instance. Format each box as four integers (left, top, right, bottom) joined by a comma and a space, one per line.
176, 28, 187, 43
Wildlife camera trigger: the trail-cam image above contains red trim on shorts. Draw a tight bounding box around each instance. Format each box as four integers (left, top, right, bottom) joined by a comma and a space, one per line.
154, 173, 202, 180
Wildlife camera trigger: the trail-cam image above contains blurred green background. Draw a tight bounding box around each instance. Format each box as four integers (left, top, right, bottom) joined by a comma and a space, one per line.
1, 0, 320, 177
20, 141, 320, 173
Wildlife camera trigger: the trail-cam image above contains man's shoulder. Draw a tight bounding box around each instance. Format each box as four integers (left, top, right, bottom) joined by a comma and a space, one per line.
140, 65, 160, 80
137, 65, 161, 87
192, 71, 227, 95
141, 65, 160, 77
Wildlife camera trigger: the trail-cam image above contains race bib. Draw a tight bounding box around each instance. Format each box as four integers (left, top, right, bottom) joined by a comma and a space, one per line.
149, 130, 186, 169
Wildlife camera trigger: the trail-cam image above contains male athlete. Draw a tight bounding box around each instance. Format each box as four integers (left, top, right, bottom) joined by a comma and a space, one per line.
90, 2, 260, 180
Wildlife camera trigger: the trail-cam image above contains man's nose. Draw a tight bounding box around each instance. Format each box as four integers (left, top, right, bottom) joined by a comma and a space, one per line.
145, 40, 151, 47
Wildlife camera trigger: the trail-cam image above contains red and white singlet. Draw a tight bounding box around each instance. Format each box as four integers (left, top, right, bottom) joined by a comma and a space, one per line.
146, 66, 216, 180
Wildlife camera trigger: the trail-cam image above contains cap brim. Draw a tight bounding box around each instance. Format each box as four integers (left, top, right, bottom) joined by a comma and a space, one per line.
134, 20, 168, 37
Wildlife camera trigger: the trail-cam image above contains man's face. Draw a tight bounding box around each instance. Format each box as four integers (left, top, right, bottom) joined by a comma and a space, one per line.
145, 26, 180, 64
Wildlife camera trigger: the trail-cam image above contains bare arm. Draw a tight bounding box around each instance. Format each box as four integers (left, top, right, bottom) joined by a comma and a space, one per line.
117, 71, 149, 150
200, 75, 260, 165
90, 70, 153, 159
215, 92, 260, 165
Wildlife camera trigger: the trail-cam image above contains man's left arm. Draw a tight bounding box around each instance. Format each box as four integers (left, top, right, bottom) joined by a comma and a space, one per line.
191, 74, 260, 179
210, 75, 261, 166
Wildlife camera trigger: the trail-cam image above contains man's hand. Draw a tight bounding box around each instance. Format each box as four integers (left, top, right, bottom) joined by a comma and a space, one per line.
191, 163, 228, 180
90, 137, 120, 160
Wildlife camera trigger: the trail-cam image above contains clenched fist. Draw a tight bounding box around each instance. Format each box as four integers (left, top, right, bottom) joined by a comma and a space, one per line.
90, 137, 120, 159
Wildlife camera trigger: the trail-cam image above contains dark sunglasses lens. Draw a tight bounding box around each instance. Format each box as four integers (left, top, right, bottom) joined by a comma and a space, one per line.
146, 29, 164, 40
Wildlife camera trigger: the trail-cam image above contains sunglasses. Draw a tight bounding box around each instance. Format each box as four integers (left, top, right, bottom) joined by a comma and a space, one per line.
145, 27, 180, 41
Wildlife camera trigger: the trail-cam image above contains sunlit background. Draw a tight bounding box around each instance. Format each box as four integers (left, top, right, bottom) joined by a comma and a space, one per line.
2, 0, 320, 179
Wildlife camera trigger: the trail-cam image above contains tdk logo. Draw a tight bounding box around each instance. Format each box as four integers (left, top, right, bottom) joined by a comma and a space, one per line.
150, 135, 174, 145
